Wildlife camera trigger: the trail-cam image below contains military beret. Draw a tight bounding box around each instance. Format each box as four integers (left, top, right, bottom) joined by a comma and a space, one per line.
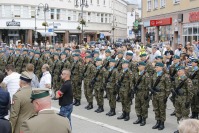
60, 52, 67, 56
29, 50, 35, 53
85, 55, 92, 58
30, 88, 50, 102
176, 66, 185, 71
65, 48, 71, 51
105, 49, 111, 53
74, 49, 81, 53
155, 62, 164, 67
94, 51, 99, 54
109, 59, 116, 63
86, 50, 92, 54
140, 53, 147, 57
34, 51, 40, 55
23, 49, 28, 52
56, 48, 61, 51
191, 59, 198, 63
15, 48, 20, 51
173, 55, 180, 59
137, 61, 146, 66
9, 48, 14, 50
126, 52, 133, 56
155, 56, 163, 59
53, 52, 59, 56
20, 71, 32, 82
122, 60, 129, 64
118, 51, 124, 55
72, 53, 80, 57
50, 47, 54, 49
44, 51, 51, 54
96, 57, 102, 61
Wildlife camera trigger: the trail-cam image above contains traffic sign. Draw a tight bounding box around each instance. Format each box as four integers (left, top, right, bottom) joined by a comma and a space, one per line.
48, 28, 54, 32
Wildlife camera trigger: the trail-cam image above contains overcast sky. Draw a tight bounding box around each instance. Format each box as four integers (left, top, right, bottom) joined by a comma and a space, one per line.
126, 0, 141, 7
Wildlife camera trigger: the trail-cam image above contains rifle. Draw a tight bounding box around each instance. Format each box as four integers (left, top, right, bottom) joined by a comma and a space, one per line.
115, 59, 121, 68
103, 60, 110, 70
90, 67, 102, 88
132, 71, 146, 96
171, 78, 187, 97
105, 69, 113, 83
58, 60, 67, 82
20, 56, 26, 73
70, 62, 76, 76
14, 55, 20, 67
51, 60, 57, 86
34, 59, 39, 73
149, 75, 163, 97
170, 67, 177, 81
7, 54, 11, 65
82, 63, 89, 80
116, 70, 128, 91
189, 70, 198, 80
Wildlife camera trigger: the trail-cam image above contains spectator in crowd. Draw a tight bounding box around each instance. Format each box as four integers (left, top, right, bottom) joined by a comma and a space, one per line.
26, 63, 39, 88
0, 71, 12, 133
132, 49, 140, 62
20, 88, 71, 133
174, 44, 183, 56
121, 45, 128, 59
164, 44, 174, 69
3, 64, 20, 102
80, 48, 86, 60
149, 46, 161, 63
56, 69, 73, 126
99, 47, 106, 60
178, 119, 199, 133
39, 64, 51, 89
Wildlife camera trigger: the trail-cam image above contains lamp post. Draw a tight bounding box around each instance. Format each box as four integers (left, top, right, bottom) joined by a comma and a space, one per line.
112, 16, 117, 44
34, 8, 39, 46
38, 3, 49, 49
75, 0, 89, 44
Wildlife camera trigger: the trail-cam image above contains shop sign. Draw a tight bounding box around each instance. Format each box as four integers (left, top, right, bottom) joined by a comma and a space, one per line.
150, 18, 172, 26
6, 19, 20, 26
189, 11, 199, 22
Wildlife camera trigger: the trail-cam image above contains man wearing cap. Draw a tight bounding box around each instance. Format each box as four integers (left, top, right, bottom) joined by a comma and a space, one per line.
74, 49, 84, 64
20, 88, 71, 133
115, 51, 124, 73
33, 51, 43, 80
103, 49, 111, 70
126, 52, 137, 73
71, 53, 83, 106
169, 55, 182, 116
83, 55, 96, 108
43, 51, 53, 66
6, 48, 15, 65
59, 52, 71, 79
0, 50, 7, 72
117, 60, 133, 121
105, 59, 118, 116
29, 50, 35, 64
93, 51, 100, 66
132, 61, 150, 126
64, 48, 73, 64
51, 53, 62, 100
140, 53, 154, 76
188, 59, 199, 119
21, 49, 30, 73
150, 62, 171, 130
173, 66, 193, 133
92, 57, 106, 112
10, 71, 35, 133
14, 49, 23, 73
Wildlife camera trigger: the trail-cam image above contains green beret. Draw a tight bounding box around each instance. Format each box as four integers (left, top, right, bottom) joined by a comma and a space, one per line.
75, 49, 81, 53
65, 48, 70, 51
53, 52, 59, 56
86, 55, 92, 58
140, 53, 147, 57
72, 53, 80, 57
86, 50, 92, 54
109, 59, 116, 63
155, 56, 163, 59
20, 71, 32, 82
30, 88, 50, 102
44, 51, 50, 54
9, 48, 14, 50
60, 52, 67, 56
126, 52, 133, 56
56, 48, 61, 51
176, 66, 185, 71
29, 50, 35, 53
118, 51, 124, 55
94, 51, 99, 54
96, 57, 102, 61
34, 51, 40, 55
15, 48, 20, 51
155, 62, 164, 67
23, 49, 28, 52
137, 61, 146, 66
173, 55, 180, 59
122, 60, 129, 64
105, 49, 111, 53
191, 59, 198, 63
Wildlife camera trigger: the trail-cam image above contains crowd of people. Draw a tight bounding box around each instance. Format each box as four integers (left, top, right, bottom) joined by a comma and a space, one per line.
0, 40, 199, 133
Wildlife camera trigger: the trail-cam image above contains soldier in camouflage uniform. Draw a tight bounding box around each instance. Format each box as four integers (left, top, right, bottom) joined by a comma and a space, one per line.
133, 61, 150, 126
74, 49, 84, 64
71, 54, 83, 106
14, 49, 23, 73
169, 55, 182, 116
93, 57, 106, 113
117, 60, 133, 121
43, 51, 53, 66
0, 50, 7, 72
93, 51, 100, 66
140, 53, 154, 76
33, 51, 43, 80
7, 48, 15, 65
173, 66, 194, 133
125, 52, 137, 73
21, 49, 30, 73
51, 53, 62, 100
188, 59, 199, 119
64, 48, 73, 64
150, 62, 171, 130
83, 55, 96, 109
105, 59, 118, 116
29, 50, 35, 64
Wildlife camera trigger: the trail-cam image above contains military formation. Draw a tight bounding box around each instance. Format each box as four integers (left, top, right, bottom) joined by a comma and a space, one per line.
0, 45, 198, 133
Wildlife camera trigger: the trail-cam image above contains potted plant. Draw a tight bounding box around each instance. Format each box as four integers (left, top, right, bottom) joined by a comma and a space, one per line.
80, 19, 86, 25
42, 22, 48, 26
77, 26, 81, 30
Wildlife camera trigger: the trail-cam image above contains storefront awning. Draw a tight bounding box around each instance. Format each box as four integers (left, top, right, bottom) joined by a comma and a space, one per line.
99, 32, 112, 36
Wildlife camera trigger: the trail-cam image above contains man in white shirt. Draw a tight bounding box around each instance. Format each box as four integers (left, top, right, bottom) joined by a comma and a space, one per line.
3, 64, 20, 102
149, 46, 161, 63
174, 44, 183, 56
39, 64, 51, 89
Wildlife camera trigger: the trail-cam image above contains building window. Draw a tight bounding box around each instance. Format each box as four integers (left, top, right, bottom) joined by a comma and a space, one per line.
154, 0, 158, 9
31, 7, 35, 18
97, 0, 99, 5
101, 14, 104, 23
97, 13, 100, 22
68, 17, 71, 20
73, 11, 76, 21
147, 0, 152, 11
160, 0, 166, 7
105, 14, 107, 23
103, 0, 105, 5
173, 0, 180, 4
0, 5, 2, 18
23, 6, 29, 18
57, 9, 60, 20
51, 9, 54, 19
90, 0, 92, 4
14, 6, 21, 18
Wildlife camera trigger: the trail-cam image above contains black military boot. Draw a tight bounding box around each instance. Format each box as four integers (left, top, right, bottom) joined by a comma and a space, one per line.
140, 117, 146, 126
170, 111, 176, 116
117, 111, 126, 119
87, 102, 93, 110
97, 106, 104, 113
73, 99, 77, 105
152, 120, 160, 129
190, 112, 196, 118
75, 100, 81, 106
124, 113, 130, 121
109, 108, 116, 116
174, 130, 179, 133
85, 103, 89, 109
195, 112, 199, 119
116, 95, 120, 102
133, 115, 142, 124
158, 121, 165, 130
95, 106, 100, 112
104, 94, 107, 98
106, 108, 112, 116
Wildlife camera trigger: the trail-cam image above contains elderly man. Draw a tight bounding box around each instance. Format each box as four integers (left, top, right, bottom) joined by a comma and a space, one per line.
10, 71, 35, 133
20, 88, 71, 133
40, 64, 51, 89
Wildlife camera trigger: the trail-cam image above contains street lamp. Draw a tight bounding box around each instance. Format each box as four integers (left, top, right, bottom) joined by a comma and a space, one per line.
34, 8, 39, 46
38, 3, 49, 49
112, 16, 117, 44
75, 0, 89, 44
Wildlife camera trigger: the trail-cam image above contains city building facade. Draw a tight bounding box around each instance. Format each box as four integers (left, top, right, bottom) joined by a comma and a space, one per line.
142, 0, 199, 47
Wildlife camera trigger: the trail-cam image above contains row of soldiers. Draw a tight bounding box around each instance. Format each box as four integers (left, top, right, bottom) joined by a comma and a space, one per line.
0, 47, 198, 133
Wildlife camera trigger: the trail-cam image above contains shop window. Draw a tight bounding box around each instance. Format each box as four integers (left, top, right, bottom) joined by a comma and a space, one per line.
183, 27, 188, 35
14, 6, 21, 18
51, 9, 54, 19
188, 27, 192, 35
193, 27, 198, 34
57, 9, 60, 20
147, 0, 152, 11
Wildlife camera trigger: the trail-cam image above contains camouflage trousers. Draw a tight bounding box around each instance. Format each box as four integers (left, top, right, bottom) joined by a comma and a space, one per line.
152, 96, 167, 121
94, 84, 104, 106
72, 78, 82, 100
135, 91, 149, 119
52, 75, 61, 93
106, 87, 116, 108
174, 96, 190, 121
191, 93, 199, 113
119, 88, 131, 113
84, 80, 93, 103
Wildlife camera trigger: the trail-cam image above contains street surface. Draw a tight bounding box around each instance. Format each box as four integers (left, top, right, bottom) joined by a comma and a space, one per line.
52, 87, 179, 133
